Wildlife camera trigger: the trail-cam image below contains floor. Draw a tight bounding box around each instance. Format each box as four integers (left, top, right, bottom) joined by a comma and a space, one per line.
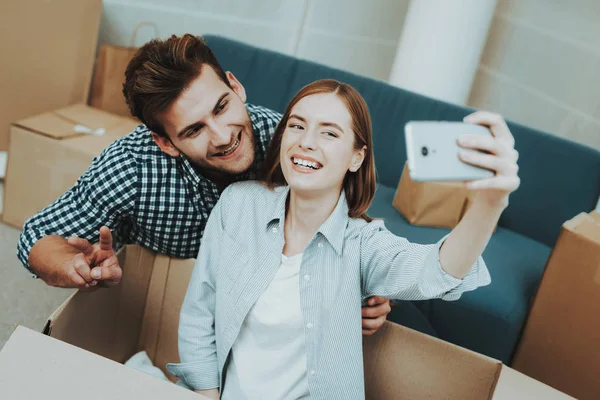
0, 181, 74, 350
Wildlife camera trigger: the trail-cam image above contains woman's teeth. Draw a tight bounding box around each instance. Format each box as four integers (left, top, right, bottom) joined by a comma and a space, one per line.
292, 157, 321, 170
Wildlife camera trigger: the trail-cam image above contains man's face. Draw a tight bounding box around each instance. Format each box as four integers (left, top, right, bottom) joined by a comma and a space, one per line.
157, 66, 255, 178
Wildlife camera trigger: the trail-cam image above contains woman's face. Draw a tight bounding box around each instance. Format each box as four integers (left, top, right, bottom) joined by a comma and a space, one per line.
279, 93, 365, 196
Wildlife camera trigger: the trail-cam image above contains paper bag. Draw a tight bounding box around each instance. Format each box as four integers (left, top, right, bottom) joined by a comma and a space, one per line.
89, 22, 159, 118
89, 44, 138, 117
513, 211, 600, 400
393, 163, 469, 229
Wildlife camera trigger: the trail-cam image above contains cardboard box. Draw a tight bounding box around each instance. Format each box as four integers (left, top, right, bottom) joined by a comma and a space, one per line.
393, 163, 497, 231
0, 245, 572, 399
0, 0, 102, 150
393, 163, 468, 229
2, 104, 139, 228
513, 211, 600, 400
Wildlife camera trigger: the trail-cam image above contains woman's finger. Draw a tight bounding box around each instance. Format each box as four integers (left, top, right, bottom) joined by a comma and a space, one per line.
464, 111, 515, 146
466, 175, 521, 191
459, 150, 516, 176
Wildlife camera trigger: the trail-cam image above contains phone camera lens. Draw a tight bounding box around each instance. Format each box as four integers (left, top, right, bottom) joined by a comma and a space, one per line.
421, 146, 428, 156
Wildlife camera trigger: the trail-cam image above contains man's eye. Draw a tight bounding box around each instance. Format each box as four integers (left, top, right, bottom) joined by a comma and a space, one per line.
216, 101, 227, 114
186, 126, 201, 137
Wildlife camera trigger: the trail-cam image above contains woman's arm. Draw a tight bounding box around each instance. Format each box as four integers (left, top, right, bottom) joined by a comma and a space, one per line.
438, 111, 520, 278
166, 193, 230, 392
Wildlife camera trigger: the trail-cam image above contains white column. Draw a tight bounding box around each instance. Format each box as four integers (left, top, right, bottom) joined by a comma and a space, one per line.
0, 151, 6, 179
389, 0, 497, 105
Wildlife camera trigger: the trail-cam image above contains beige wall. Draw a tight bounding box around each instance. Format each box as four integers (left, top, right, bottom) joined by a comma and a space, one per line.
99, 0, 410, 81
469, 0, 600, 150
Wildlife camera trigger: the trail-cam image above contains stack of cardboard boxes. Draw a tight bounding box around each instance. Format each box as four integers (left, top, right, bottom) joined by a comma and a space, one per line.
0, 0, 592, 398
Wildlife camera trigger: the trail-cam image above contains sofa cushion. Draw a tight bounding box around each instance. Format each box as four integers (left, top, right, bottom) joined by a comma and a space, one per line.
369, 184, 552, 364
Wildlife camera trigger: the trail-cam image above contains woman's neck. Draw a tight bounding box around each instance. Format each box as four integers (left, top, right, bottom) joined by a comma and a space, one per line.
282, 188, 340, 256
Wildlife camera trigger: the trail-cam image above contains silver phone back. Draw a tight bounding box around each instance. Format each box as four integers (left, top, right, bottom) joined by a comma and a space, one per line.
405, 121, 495, 182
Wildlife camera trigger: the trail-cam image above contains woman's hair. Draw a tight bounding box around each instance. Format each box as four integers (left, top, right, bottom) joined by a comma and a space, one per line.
263, 79, 376, 222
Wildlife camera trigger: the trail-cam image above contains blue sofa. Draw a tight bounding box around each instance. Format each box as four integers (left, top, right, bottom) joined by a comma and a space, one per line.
204, 35, 600, 364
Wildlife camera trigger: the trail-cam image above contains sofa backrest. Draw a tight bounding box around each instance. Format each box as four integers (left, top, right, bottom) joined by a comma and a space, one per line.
204, 35, 600, 247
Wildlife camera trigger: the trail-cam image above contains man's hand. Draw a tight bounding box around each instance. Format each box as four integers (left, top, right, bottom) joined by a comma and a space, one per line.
66, 226, 122, 290
361, 296, 391, 336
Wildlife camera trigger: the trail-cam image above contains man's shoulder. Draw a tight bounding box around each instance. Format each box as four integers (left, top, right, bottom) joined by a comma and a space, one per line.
246, 103, 283, 122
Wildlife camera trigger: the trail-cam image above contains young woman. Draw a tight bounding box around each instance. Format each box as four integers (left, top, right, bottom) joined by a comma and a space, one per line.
166, 79, 520, 399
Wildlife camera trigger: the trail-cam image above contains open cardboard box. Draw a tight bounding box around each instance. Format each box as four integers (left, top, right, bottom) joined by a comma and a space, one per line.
0, 245, 572, 399
2, 104, 139, 228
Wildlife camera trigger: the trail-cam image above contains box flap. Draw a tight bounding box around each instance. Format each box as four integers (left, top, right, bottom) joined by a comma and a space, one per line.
13, 104, 125, 139
47, 245, 156, 364
0, 326, 206, 399
492, 366, 574, 399
363, 322, 501, 399
564, 212, 600, 245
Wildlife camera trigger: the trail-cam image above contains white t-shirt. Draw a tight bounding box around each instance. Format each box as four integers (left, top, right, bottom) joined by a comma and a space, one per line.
222, 253, 310, 399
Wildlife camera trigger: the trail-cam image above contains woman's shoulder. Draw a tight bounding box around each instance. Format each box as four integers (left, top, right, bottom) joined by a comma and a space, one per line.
346, 217, 388, 241
222, 181, 279, 200
219, 181, 282, 218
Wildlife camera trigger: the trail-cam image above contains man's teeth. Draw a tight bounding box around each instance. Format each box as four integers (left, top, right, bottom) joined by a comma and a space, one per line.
218, 137, 239, 156
293, 157, 320, 170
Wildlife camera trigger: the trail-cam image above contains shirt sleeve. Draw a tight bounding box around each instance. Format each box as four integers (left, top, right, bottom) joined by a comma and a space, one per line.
359, 220, 491, 301
16, 140, 137, 274
165, 185, 233, 391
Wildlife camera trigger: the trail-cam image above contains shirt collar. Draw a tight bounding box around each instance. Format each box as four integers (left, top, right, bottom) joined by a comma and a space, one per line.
266, 186, 350, 256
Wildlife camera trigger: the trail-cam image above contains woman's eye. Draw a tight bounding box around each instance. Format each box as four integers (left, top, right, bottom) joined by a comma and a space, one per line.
288, 124, 303, 130
325, 131, 338, 138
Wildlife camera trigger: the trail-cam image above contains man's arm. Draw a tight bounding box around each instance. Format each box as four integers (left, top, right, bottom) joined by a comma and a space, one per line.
18, 141, 137, 288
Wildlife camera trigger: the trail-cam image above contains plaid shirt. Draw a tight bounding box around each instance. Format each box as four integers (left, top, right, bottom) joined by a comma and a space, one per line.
17, 104, 282, 274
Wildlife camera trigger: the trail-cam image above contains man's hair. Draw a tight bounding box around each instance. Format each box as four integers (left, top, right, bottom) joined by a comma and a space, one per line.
123, 34, 230, 138
263, 79, 376, 222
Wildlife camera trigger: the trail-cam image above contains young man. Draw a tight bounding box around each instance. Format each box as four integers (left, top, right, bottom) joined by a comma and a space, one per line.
17, 34, 390, 335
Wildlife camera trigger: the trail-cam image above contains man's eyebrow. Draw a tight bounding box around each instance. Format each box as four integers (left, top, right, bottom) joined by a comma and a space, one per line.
212, 93, 229, 114
176, 93, 230, 138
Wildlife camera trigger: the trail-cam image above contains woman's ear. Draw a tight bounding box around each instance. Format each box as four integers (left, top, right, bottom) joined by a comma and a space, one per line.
349, 146, 366, 172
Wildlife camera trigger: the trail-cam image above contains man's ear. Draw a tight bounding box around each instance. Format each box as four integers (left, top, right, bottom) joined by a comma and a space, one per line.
152, 132, 181, 158
349, 146, 367, 172
226, 71, 247, 103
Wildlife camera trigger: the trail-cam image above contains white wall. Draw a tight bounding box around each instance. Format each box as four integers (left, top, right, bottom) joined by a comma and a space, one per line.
99, 0, 410, 81
469, 0, 600, 150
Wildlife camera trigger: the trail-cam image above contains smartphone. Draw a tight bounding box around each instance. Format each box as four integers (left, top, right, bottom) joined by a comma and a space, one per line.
405, 121, 495, 182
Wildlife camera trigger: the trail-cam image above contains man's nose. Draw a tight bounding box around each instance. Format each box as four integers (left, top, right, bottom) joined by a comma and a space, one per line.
207, 120, 231, 147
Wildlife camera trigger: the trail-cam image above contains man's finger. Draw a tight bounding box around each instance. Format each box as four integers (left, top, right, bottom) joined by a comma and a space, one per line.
366, 296, 387, 307
68, 237, 94, 257
73, 253, 96, 284
362, 315, 386, 331
98, 226, 113, 251
90, 263, 122, 285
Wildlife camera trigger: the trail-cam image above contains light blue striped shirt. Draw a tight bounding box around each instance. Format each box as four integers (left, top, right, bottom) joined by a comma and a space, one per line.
166, 181, 491, 399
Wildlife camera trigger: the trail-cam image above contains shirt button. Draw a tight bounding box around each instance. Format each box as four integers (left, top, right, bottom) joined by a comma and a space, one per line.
318, 242, 323, 248
310, 370, 316, 376
271, 227, 278, 233
304, 274, 310, 281
306, 322, 313, 329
